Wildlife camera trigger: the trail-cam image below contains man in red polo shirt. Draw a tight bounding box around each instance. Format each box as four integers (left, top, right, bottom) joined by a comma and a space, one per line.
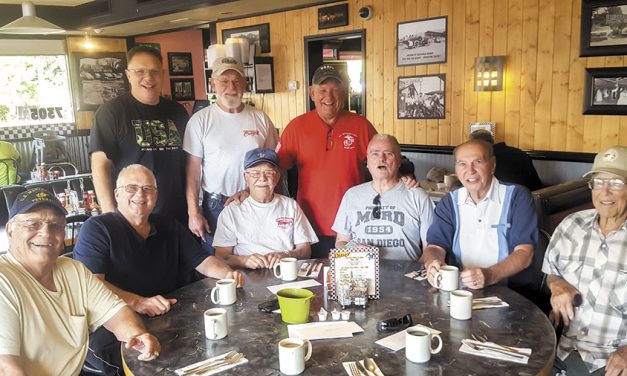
277, 65, 377, 258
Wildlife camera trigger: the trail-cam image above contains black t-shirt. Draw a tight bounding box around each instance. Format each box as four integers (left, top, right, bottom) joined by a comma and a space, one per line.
494, 142, 543, 191
73, 211, 207, 297
89, 94, 189, 223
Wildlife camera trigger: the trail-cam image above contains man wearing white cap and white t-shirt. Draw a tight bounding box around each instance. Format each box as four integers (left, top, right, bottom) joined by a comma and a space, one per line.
184, 57, 278, 254
543, 146, 627, 376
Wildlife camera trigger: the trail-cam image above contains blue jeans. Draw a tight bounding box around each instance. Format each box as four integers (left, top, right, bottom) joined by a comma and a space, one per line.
200, 191, 226, 256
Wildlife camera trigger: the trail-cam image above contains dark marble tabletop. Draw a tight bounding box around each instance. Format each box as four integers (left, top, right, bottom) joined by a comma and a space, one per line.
123, 259, 555, 375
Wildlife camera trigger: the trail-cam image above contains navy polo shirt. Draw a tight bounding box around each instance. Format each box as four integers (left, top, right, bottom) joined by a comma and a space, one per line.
74, 211, 207, 297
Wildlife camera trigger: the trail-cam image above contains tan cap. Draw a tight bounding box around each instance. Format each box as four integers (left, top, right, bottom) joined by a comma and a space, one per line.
583, 146, 627, 178
212, 57, 245, 77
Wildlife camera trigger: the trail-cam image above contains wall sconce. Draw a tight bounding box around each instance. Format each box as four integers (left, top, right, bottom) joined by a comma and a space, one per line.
474, 56, 505, 91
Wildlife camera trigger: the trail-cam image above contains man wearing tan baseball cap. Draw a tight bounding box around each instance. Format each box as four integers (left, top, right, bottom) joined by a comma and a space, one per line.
543, 146, 627, 375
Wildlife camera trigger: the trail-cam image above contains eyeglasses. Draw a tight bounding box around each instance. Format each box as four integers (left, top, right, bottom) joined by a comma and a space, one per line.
10, 219, 66, 232
588, 177, 626, 191
126, 68, 161, 77
326, 127, 334, 151
213, 78, 244, 87
117, 184, 157, 194
372, 194, 381, 219
244, 170, 278, 179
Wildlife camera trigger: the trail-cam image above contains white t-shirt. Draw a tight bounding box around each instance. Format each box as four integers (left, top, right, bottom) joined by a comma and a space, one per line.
0, 253, 125, 376
183, 104, 279, 196
332, 181, 434, 261
213, 194, 318, 256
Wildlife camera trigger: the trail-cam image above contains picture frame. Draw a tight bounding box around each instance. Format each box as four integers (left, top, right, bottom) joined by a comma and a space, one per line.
318, 3, 349, 30
170, 78, 195, 101
397, 16, 447, 66
71, 52, 127, 111
222, 23, 271, 54
580, 0, 627, 57
167, 52, 193, 76
397, 74, 446, 119
583, 67, 627, 115
253, 56, 274, 93
329, 247, 380, 301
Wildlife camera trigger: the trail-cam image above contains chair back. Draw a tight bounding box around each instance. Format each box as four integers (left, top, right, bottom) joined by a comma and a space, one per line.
0, 185, 27, 228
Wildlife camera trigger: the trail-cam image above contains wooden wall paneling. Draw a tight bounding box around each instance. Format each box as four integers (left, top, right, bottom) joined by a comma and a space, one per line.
275, 13, 288, 128
533, 0, 555, 150
414, 0, 429, 145
285, 11, 297, 126
438, 0, 453, 146
462, 0, 479, 140
425, 0, 442, 146
402, 0, 417, 145
565, 1, 585, 152
549, 0, 572, 151
393, 1, 405, 142
383, 0, 395, 136
518, 0, 539, 150
476, 0, 494, 124
371, 0, 384, 133
450, 0, 466, 146
582, 56, 606, 152
490, 0, 507, 143
504, 0, 522, 147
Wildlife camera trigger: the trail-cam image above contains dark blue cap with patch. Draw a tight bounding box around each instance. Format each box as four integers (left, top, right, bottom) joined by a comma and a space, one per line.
9, 188, 67, 220
243, 147, 279, 169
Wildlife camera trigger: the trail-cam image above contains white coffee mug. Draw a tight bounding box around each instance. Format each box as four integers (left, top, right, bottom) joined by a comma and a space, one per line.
436, 265, 459, 291
211, 279, 237, 305
405, 327, 443, 363
444, 173, 458, 189
278, 337, 312, 375
450, 289, 473, 320
273, 257, 298, 281
204, 308, 228, 340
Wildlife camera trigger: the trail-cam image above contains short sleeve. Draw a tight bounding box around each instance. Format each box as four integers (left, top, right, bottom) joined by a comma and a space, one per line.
277, 121, 297, 171
542, 223, 569, 276
263, 114, 279, 150
176, 221, 209, 271
508, 186, 538, 249
73, 217, 112, 275
426, 194, 456, 254
183, 111, 205, 158
415, 189, 434, 242
331, 190, 352, 237
89, 105, 118, 159
0, 277, 21, 356
292, 201, 319, 245
81, 263, 126, 331
212, 207, 238, 247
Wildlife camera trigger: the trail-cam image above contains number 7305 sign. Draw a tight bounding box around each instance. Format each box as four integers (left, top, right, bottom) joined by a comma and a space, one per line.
17, 106, 65, 121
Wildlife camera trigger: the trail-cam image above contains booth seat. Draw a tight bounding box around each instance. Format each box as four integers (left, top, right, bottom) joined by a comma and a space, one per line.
532, 178, 593, 235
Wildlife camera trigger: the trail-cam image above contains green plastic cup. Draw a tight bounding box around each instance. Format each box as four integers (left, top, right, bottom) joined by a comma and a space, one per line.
277, 288, 315, 324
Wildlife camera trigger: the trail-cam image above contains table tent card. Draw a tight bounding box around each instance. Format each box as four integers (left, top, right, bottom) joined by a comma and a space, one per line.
329, 247, 380, 301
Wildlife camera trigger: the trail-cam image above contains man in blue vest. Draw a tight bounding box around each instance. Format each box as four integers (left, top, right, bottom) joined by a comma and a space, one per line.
421, 139, 538, 290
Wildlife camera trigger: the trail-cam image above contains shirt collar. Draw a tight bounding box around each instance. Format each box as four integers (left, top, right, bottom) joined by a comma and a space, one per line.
114, 210, 157, 237
456, 177, 501, 206
588, 211, 627, 232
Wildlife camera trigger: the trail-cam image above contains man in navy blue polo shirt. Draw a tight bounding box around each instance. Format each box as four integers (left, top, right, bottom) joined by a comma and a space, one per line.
74, 164, 244, 376
421, 139, 538, 290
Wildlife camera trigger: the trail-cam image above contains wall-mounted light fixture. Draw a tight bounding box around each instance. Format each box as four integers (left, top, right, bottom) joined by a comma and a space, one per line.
474, 56, 505, 91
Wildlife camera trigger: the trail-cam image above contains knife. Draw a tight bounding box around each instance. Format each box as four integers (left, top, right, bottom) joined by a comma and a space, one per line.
355, 361, 373, 376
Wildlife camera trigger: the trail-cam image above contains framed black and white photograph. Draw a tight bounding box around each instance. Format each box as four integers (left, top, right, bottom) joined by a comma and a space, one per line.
167, 52, 193, 76
318, 3, 349, 30
397, 16, 447, 66
397, 74, 446, 119
222, 23, 271, 54
583, 67, 627, 115
581, 1, 627, 57
170, 78, 195, 101
253, 56, 274, 93
72, 52, 127, 111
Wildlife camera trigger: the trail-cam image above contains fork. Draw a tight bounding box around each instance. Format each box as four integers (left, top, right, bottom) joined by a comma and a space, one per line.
348, 362, 363, 376
471, 333, 520, 353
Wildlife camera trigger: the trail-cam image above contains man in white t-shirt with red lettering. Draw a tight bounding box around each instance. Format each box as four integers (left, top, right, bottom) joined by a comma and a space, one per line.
213, 148, 318, 269
184, 57, 278, 254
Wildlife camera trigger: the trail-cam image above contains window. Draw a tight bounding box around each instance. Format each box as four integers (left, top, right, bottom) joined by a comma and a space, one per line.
0, 55, 74, 127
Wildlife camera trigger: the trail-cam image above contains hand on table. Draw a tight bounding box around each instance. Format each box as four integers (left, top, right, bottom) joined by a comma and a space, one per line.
460, 268, 491, 289
188, 212, 210, 241
606, 346, 627, 376
132, 295, 177, 317
265, 252, 288, 268
125, 332, 161, 361
225, 270, 245, 287
426, 260, 444, 288
549, 278, 581, 327
244, 254, 270, 269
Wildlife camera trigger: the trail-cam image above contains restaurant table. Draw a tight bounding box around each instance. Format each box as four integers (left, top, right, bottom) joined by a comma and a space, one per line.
122, 259, 555, 375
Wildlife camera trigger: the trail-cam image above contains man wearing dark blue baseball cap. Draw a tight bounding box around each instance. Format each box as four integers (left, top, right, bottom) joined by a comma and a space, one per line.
213, 147, 318, 269
0, 188, 160, 375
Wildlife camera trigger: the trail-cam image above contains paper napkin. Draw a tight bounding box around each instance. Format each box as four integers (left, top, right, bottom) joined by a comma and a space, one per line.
459, 339, 531, 364
174, 351, 248, 375
375, 324, 442, 351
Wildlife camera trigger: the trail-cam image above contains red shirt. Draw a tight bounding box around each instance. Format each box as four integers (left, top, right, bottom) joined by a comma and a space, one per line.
277, 110, 377, 236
